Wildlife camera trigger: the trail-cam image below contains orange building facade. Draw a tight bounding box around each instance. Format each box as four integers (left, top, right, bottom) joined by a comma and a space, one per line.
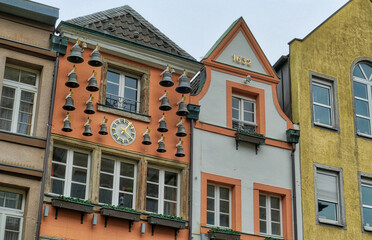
39, 6, 202, 240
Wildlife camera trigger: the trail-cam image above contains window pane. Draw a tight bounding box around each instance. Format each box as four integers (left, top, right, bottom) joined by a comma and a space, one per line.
356, 99, 369, 117
363, 207, 372, 227
207, 212, 215, 225
164, 186, 177, 201
73, 152, 88, 167
4, 67, 20, 82
271, 222, 281, 235
1, 87, 15, 108
354, 65, 366, 79
271, 209, 280, 222
147, 168, 159, 183
17, 123, 30, 135
232, 98, 239, 109
362, 185, 372, 206
259, 195, 266, 207
53, 147, 67, 163
244, 112, 254, 122
70, 183, 86, 199
313, 84, 330, 105
19, 101, 33, 113
106, 82, 119, 95
220, 214, 229, 227
0, 191, 4, 206
244, 101, 254, 111
360, 63, 372, 80
72, 168, 87, 183
259, 207, 266, 219
120, 178, 134, 192
124, 88, 137, 101
220, 200, 229, 213
219, 187, 229, 200
260, 220, 267, 233
51, 163, 65, 178
100, 173, 113, 188
146, 183, 158, 197
354, 82, 367, 99
164, 171, 177, 186
317, 172, 338, 202
125, 76, 138, 89
101, 158, 114, 173
5, 192, 22, 209
99, 189, 112, 204
5, 216, 20, 238
107, 71, 120, 84
146, 198, 158, 213
51, 179, 64, 195
119, 192, 133, 208
318, 200, 337, 221
120, 162, 134, 177
20, 91, 34, 102
357, 117, 371, 135
313, 105, 331, 125
164, 201, 177, 216
18, 112, 32, 124
271, 197, 280, 209
207, 185, 215, 197
20, 70, 36, 85
232, 109, 239, 119
0, 107, 13, 120
207, 198, 214, 211
0, 119, 11, 131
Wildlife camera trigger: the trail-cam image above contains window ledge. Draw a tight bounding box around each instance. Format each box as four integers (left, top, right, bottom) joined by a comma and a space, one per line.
97, 103, 151, 123
364, 226, 372, 232
357, 132, 372, 139
318, 218, 344, 227
313, 123, 339, 132
0, 130, 46, 148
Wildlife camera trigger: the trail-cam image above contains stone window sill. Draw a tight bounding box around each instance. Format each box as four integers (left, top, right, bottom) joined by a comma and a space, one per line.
97, 103, 151, 123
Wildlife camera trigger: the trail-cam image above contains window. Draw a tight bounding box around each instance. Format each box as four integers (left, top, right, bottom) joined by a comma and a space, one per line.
259, 194, 281, 236
99, 157, 136, 208
353, 62, 372, 136
232, 95, 256, 133
146, 167, 179, 216
50, 146, 90, 199
105, 70, 140, 113
315, 167, 344, 225
207, 184, 231, 228
0, 189, 24, 240
360, 176, 372, 231
311, 78, 334, 127
0, 65, 38, 135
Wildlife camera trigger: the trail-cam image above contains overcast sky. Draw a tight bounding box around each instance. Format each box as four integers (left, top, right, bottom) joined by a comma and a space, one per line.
36, 0, 349, 65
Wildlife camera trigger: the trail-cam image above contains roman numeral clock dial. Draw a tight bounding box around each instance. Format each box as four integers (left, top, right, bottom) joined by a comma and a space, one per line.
110, 118, 136, 145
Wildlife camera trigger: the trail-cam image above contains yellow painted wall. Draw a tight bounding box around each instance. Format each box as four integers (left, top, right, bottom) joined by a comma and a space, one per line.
289, 0, 372, 238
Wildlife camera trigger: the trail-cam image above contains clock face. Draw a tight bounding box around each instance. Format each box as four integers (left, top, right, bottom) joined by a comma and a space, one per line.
110, 118, 136, 145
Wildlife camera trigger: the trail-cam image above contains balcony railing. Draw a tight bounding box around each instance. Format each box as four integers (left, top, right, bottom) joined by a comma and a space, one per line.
232, 120, 256, 133
105, 95, 140, 113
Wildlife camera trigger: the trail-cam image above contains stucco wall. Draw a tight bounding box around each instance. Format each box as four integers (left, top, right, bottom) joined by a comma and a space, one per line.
289, 0, 372, 238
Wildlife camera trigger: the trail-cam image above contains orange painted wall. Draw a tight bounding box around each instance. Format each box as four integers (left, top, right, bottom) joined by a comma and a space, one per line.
40, 204, 188, 240
51, 43, 190, 163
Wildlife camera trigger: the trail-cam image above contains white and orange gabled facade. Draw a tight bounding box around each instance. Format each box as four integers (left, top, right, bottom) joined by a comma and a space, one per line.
190, 18, 302, 240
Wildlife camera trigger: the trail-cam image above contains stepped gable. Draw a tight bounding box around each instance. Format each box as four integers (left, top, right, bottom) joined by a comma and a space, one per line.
67, 5, 196, 61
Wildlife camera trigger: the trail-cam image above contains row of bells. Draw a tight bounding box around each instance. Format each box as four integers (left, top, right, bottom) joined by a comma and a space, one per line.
159, 98, 189, 116
160, 71, 191, 94
66, 71, 99, 91
157, 120, 186, 136
67, 43, 103, 67
63, 96, 95, 114
142, 133, 185, 157
62, 118, 108, 136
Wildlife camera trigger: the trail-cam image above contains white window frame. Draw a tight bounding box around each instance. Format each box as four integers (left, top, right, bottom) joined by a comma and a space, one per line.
0, 187, 25, 240
259, 194, 282, 237
232, 94, 256, 130
106, 69, 141, 112
0, 64, 39, 135
314, 164, 345, 226
311, 79, 334, 128
358, 173, 372, 232
146, 166, 180, 216
353, 62, 372, 137
50, 146, 91, 200
206, 184, 231, 228
98, 156, 137, 208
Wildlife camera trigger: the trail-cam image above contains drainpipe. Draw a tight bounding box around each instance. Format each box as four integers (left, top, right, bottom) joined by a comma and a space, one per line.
35, 40, 60, 240
291, 143, 298, 240
189, 119, 194, 240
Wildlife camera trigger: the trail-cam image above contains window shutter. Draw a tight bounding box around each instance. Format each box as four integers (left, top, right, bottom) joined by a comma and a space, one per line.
317, 172, 338, 202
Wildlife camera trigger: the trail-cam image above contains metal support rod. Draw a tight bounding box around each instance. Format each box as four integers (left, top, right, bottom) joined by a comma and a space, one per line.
80, 212, 85, 224
129, 220, 134, 232
55, 208, 59, 220
151, 224, 155, 236
104, 216, 108, 228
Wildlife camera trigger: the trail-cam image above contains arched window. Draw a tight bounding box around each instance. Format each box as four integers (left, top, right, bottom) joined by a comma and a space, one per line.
353, 62, 372, 136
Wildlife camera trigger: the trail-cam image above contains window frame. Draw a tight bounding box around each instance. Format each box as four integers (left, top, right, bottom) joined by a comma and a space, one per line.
358, 172, 372, 232
232, 94, 257, 132
145, 166, 181, 216
314, 164, 345, 227
0, 187, 25, 240
206, 183, 232, 228
309, 72, 339, 131
0, 64, 39, 136
49, 145, 91, 200
98, 155, 137, 208
259, 193, 283, 237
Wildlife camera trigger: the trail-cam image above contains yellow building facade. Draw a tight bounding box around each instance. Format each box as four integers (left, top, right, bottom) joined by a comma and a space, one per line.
275, 0, 372, 239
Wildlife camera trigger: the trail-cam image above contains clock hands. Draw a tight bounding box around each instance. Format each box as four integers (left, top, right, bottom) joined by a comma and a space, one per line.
120, 123, 134, 139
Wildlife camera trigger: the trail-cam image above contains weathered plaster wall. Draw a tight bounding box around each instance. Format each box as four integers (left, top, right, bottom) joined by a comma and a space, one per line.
290, 0, 372, 238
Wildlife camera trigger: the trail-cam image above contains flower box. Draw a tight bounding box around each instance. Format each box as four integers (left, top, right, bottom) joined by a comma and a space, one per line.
208, 230, 241, 240
235, 131, 265, 145
147, 215, 186, 229
100, 207, 141, 221
52, 198, 94, 213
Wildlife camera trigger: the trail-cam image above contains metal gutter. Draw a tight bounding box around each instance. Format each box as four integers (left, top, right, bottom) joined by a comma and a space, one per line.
291, 143, 298, 240
189, 119, 194, 240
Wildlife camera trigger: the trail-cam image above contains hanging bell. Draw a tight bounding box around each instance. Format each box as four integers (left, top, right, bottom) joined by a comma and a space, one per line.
176, 123, 187, 137
88, 48, 103, 67
177, 101, 189, 116
62, 119, 72, 132
66, 71, 79, 88
99, 123, 108, 135
157, 120, 168, 132
83, 124, 93, 136
142, 132, 151, 145
159, 96, 172, 111
84, 101, 95, 114
62, 95, 75, 111
157, 141, 166, 153
67, 42, 84, 64
160, 70, 174, 87
86, 75, 99, 92
176, 71, 191, 94
175, 145, 185, 157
